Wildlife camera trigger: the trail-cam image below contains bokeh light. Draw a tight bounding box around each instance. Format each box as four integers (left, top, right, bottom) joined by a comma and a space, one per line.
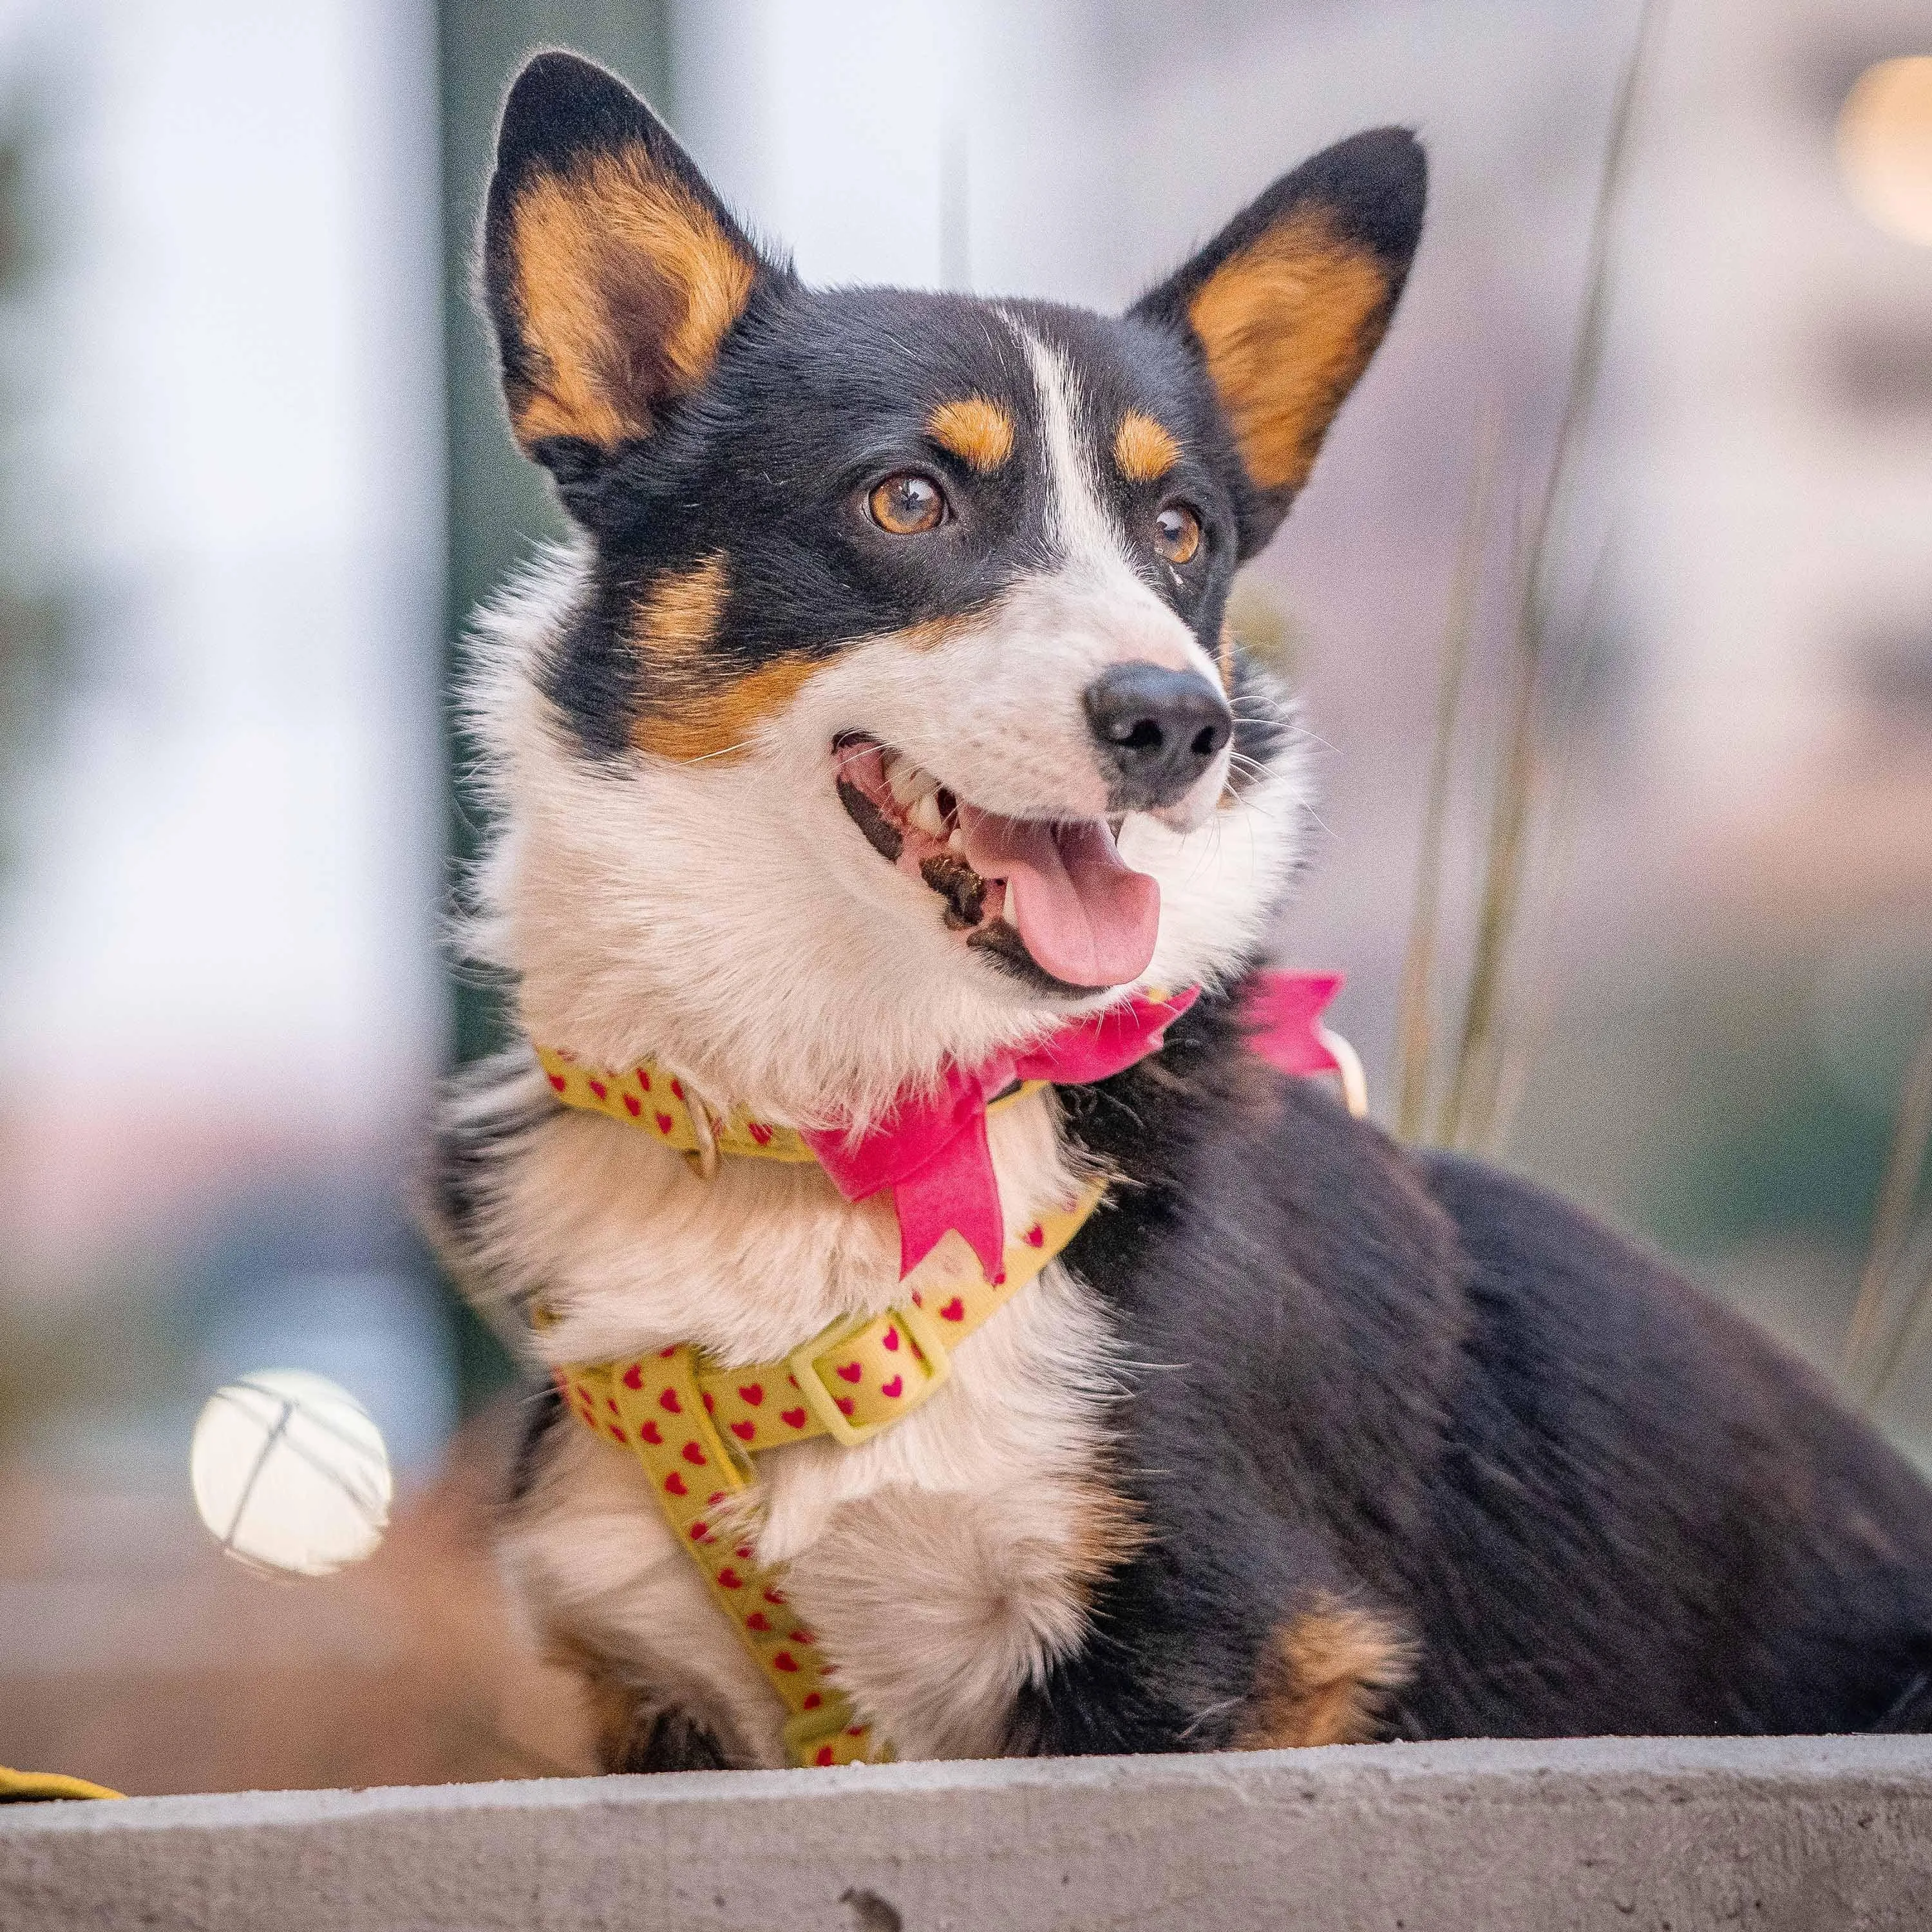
1836, 55, 1932, 245
189, 1370, 392, 1578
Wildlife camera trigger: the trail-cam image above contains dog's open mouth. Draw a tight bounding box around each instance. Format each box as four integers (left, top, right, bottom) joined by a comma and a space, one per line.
834, 734, 1160, 990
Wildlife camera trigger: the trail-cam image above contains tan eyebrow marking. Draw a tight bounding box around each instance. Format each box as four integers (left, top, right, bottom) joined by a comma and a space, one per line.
927, 395, 1016, 473
1114, 411, 1182, 484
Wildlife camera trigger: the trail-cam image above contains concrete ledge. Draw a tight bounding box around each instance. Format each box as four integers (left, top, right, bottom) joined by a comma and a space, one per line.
5, 1736, 1931, 1931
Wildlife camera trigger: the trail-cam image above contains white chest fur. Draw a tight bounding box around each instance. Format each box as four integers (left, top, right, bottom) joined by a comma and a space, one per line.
482, 1066, 1128, 1764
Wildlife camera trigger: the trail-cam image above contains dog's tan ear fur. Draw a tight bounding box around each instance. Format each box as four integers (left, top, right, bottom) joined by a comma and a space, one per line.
483, 52, 773, 477
1132, 129, 1425, 554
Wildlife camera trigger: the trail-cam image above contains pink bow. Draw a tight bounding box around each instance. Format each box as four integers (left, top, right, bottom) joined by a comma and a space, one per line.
1240, 970, 1344, 1079
802, 971, 1342, 1281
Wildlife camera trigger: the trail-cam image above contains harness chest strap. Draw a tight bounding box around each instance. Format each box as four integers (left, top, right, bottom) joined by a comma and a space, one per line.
547, 1152, 1103, 1767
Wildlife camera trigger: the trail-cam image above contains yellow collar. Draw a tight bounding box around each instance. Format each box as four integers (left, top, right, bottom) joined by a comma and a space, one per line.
538, 1045, 814, 1168
536, 1043, 1044, 1179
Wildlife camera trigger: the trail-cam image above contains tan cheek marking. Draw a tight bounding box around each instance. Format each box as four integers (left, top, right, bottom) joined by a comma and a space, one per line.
634, 656, 820, 763
631, 553, 817, 764
632, 552, 732, 664
1113, 410, 1182, 484
510, 150, 755, 450
928, 396, 1016, 473
1233, 1598, 1415, 1749
1187, 210, 1391, 495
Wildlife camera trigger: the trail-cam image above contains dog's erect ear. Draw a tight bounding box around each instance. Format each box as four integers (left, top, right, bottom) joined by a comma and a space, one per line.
483, 51, 774, 490
1131, 128, 1425, 554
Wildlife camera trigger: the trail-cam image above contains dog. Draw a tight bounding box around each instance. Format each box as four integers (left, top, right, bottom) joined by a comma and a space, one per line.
432, 49, 1932, 1771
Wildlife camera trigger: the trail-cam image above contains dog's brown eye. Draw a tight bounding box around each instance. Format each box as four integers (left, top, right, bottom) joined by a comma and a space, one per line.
1154, 503, 1202, 565
868, 472, 947, 535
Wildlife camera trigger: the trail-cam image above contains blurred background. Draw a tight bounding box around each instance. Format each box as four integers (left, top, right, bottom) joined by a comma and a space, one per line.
0, 0, 1927, 1795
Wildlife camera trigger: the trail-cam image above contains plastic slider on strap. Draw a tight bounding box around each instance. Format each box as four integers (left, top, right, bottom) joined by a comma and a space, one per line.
787, 1299, 952, 1447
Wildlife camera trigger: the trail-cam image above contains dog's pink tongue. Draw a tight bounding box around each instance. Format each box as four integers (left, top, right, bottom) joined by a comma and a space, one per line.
958, 807, 1160, 987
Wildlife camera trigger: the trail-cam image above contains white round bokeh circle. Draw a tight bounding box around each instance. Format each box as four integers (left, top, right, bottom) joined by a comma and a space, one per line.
190, 1370, 393, 1577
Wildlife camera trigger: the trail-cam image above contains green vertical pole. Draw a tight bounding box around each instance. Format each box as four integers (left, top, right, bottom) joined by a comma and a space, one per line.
434, 3, 672, 1408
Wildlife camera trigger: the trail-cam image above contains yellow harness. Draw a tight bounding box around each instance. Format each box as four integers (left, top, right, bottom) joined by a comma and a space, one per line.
539, 1046, 1102, 1766
538, 976, 1365, 1770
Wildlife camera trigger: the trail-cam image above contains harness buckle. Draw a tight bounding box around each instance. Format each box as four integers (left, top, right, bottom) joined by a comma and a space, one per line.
786, 1297, 953, 1448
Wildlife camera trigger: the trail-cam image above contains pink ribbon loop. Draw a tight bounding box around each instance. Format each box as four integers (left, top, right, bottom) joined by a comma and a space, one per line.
1239, 971, 1343, 1079
802, 972, 1341, 1282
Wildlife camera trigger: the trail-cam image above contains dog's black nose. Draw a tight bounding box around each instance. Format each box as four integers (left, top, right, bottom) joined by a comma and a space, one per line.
1083, 663, 1234, 808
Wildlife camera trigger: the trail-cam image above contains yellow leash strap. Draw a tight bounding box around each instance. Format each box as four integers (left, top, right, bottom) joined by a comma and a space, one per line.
0, 1766, 123, 1802
538, 1046, 820, 1166
538, 1000, 1363, 1766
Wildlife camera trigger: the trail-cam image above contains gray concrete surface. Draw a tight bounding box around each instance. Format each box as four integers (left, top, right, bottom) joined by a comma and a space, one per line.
3, 1734, 1929, 1931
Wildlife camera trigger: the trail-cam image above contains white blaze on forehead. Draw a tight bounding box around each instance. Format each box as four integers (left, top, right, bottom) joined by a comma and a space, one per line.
1010, 323, 1221, 689
1014, 325, 1142, 592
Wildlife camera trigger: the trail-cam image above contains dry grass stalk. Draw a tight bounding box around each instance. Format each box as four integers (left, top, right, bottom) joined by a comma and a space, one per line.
1393, 412, 1499, 1141
1430, 0, 1660, 1151
1482, 537, 1616, 1150
1865, 1222, 1932, 1409
1437, 513, 1542, 1149
1844, 991, 1932, 1401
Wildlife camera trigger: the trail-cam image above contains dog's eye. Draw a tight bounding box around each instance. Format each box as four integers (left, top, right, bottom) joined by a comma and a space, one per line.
867, 472, 947, 535
1154, 504, 1202, 566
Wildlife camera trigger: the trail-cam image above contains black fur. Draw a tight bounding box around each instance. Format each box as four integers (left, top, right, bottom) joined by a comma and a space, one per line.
1014, 983, 1932, 1748
622, 1709, 732, 1774
431, 1047, 559, 1244
508, 1379, 564, 1508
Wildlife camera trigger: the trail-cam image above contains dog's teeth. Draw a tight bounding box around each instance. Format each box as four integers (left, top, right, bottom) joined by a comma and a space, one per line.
908, 790, 947, 838
946, 826, 966, 854
887, 758, 938, 811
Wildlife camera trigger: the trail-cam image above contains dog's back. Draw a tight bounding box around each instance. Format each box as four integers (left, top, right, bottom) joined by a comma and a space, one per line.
1012, 1009, 1932, 1752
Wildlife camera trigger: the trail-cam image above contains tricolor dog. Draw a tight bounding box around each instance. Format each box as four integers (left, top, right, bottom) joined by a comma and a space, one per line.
434, 50, 1932, 1770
